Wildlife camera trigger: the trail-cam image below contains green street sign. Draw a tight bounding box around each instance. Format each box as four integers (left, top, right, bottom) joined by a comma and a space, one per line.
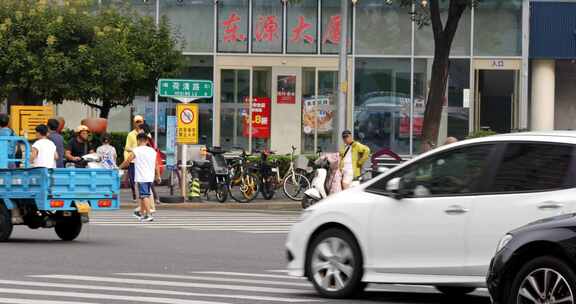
158, 79, 213, 100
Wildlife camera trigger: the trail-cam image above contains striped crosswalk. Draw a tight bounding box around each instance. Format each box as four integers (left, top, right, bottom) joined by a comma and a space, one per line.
89, 210, 301, 234
0, 270, 319, 304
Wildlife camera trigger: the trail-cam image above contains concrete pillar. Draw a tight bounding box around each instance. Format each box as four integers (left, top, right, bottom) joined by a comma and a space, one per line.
531, 59, 556, 130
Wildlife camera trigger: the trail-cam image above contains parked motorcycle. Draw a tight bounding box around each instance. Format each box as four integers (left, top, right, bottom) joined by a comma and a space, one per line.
302, 152, 341, 209
191, 147, 229, 203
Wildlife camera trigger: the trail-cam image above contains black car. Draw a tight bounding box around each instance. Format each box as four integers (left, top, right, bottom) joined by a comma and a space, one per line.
487, 213, 576, 304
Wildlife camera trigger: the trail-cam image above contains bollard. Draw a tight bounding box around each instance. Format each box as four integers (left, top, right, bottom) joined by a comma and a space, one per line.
188, 177, 202, 202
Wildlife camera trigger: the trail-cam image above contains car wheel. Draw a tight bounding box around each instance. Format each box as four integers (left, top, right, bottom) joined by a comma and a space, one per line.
306, 228, 365, 298
435, 286, 476, 296
509, 256, 576, 304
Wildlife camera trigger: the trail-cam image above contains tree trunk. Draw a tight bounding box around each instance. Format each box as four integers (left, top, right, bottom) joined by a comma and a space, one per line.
419, 0, 467, 151
99, 101, 111, 119
421, 47, 450, 151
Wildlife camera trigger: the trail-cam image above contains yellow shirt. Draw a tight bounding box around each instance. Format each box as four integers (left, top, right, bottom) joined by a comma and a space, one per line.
124, 130, 139, 161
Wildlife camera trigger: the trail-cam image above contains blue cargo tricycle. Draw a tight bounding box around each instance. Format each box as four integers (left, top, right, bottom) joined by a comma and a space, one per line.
0, 136, 120, 241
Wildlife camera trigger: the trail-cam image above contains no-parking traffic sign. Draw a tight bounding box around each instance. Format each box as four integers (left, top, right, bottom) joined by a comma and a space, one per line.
176, 104, 199, 144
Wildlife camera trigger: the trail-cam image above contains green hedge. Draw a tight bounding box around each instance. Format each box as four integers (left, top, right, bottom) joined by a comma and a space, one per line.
62, 129, 128, 165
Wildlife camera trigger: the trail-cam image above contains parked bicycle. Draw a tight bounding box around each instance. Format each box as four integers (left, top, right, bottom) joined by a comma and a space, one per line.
281, 146, 311, 201
228, 148, 259, 203
250, 150, 279, 200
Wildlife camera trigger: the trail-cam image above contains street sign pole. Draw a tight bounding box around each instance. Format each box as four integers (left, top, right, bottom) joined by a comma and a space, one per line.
158, 79, 213, 200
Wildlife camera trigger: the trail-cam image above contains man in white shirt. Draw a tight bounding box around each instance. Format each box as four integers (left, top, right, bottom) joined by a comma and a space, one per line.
120, 133, 160, 222
31, 124, 58, 169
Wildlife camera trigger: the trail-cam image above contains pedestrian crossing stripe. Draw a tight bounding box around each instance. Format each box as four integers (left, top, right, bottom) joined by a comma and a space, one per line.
88, 210, 300, 234
0, 270, 491, 304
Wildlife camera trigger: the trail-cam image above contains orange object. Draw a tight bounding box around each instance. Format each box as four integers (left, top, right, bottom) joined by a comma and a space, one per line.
81, 118, 108, 135
97, 200, 112, 208
50, 200, 65, 208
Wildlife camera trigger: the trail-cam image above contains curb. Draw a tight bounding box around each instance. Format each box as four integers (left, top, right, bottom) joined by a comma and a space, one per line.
120, 202, 302, 211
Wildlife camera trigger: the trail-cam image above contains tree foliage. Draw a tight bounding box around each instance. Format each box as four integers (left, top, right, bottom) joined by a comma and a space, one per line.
0, 0, 183, 118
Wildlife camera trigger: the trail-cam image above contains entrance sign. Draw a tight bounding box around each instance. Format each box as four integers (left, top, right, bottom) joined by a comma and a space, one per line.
158, 79, 213, 102
243, 97, 271, 139
176, 104, 199, 144
277, 75, 296, 104
10, 105, 54, 139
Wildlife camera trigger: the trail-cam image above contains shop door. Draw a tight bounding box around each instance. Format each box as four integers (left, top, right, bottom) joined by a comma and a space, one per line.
473, 60, 520, 134
271, 67, 302, 154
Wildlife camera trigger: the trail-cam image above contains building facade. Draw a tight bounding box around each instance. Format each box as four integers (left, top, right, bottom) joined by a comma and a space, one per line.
63, 0, 528, 156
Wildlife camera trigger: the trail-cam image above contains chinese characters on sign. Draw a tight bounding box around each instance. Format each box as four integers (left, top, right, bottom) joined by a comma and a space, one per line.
223, 12, 247, 43
158, 79, 213, 100
323, 15, 341, 45
277, 75, 296, 104
242, 97, 271, 139
221, 13, 345, 49
254, 15, 280, 42
290, 16, 314, 44
176, 104, 199, 144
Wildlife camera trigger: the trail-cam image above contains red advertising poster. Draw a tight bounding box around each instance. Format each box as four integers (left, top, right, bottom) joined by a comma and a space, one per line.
277, 75, 296, 104
242, 97, 271, 139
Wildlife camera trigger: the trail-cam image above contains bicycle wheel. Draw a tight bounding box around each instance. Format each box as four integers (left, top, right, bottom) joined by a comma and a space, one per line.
283, 173, 310, 201
229, 172, 260, 203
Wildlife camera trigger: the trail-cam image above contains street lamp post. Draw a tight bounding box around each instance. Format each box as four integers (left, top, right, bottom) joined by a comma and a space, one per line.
337, 0, 349, 141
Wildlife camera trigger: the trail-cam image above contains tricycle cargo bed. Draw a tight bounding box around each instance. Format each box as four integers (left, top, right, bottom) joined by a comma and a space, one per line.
0, 168, 120, 211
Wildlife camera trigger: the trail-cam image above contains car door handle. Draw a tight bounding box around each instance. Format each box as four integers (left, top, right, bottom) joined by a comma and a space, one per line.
538, 202, 564, 210
444, 205, 469, 215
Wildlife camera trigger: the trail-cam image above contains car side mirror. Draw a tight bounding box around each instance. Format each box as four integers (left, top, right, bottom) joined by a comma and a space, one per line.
386, 177, 404, 200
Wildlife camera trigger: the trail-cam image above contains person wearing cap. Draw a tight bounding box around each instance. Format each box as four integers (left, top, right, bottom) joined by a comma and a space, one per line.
125, 115, 144, 202
65, 125, 95, 168
340, 130, 370, 189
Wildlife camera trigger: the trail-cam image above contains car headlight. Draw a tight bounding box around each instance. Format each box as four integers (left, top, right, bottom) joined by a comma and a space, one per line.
299, 209, 315, 222
496, 234, 513, 253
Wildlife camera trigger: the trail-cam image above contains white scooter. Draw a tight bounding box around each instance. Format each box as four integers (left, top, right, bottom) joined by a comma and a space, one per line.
302, 161, 389, 209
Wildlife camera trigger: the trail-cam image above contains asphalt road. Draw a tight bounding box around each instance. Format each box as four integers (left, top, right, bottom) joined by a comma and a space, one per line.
0, 210, 491, 304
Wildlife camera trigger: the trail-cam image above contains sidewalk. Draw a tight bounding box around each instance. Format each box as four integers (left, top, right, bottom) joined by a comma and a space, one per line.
119, 187, 302, 211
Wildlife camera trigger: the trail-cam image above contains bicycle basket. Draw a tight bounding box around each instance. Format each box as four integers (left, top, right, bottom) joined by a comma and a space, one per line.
295, 155, 310, 170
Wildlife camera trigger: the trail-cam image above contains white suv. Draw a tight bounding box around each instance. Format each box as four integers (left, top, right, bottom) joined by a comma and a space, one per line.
286, 132, 576, 298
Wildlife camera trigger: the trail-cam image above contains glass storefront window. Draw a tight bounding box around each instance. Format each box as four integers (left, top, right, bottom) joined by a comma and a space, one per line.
161, 0, 214, 53
317, 71, 339, 152
355, 1, 412, 55
220, 70, 250, 150
252, 0, 283, 53
414, 5, 471, 56
474, 0, 522, 56
217, 0, 249, 53
287, 0, 318, 54
354, 58, 411, 155
413, 59, 470, 153
301, 68, 316, 153
252, 68, 272, 151
321, 0, 352, 54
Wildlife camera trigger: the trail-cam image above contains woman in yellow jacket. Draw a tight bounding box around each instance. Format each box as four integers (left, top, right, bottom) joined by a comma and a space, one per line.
340, 130, 370, 189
